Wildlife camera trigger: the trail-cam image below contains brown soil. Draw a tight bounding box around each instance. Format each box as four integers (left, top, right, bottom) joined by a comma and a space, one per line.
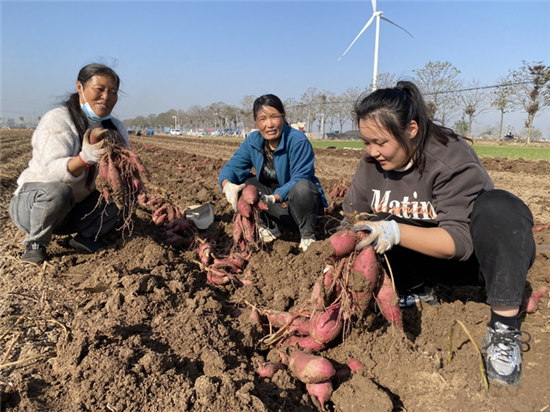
1, 130, 549, 412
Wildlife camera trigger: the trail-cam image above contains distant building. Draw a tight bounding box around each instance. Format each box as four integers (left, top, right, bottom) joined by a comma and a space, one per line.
290, 122, 305, 132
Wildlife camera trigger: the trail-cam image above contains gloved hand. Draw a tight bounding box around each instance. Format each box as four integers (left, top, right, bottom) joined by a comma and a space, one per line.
223, 182, 246, 212
352, 220, 400, 254
80, 129, 107, 166
261, 194, 277, 206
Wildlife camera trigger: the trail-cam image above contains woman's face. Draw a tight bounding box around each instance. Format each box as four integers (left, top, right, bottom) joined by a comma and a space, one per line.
77, 75, 118, 118
358, 118, 417, 171
255, 105, 285, 146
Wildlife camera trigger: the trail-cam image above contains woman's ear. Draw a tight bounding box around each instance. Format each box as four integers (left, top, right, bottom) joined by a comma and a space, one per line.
409, 120, 419, 139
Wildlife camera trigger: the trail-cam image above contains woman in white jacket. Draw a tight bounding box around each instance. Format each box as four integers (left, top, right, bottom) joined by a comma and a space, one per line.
9, 63, 129, 264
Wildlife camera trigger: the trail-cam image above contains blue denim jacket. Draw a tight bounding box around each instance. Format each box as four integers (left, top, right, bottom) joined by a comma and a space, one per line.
219, 124, 327, 206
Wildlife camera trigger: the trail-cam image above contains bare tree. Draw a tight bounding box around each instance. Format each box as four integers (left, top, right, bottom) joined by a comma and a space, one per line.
341, 86, 363, 130
208, 102, 227, 129
491, 75, 516, 139
300, 87, 318, 134
369, 72, 398, 90
187, 105, 206, 130
223, 105, 240, 130
458, 79, 490, 138
324, 92, 340, 132
510, 61, 550, 143
240, 95, 256, 127
284, 97, 304, 125
315, 92, 331, 133
413, 61, 462, 126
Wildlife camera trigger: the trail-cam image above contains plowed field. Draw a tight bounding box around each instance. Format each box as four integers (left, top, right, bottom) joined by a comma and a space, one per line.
1, 130, 549, 412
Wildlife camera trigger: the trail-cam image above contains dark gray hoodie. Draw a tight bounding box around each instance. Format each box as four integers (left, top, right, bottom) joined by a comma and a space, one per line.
343, 137, 493, 261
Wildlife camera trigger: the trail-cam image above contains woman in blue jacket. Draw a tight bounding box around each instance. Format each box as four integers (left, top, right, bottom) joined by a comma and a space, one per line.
219, 94, 327, 251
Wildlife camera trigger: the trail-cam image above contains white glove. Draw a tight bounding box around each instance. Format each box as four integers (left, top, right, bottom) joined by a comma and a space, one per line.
352, 220, 400, 254
80, 129, 107, 165
223, 182, 246, 212
261, 194, 277, 206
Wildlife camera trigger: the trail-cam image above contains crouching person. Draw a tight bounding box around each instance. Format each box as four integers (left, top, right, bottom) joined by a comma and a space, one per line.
219, 94, 327, 251
9, 63, 129, 264
342, 81, 536, 386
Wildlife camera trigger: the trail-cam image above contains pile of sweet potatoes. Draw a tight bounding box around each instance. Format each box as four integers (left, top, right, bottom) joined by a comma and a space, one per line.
196, 185, 268, 286
253, 230, 402, 356
249, 229, 403, 409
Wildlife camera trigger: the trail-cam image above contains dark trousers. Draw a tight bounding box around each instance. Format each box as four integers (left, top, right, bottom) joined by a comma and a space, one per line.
9, 182, 120, 247
383, 190, 535, 307
244, 176, 324, 239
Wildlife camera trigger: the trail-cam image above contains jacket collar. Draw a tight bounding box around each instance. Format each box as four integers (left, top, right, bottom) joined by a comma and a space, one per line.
251, 123, 290, 153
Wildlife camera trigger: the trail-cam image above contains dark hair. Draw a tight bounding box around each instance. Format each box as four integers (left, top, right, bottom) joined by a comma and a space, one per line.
253, 94, 286, 120
62, 63, 123, 188
354, 80, 464, 172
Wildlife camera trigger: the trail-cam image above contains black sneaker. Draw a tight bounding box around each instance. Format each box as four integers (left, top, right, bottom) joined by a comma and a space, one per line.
69, 234, 106, 253
22, 242, 47, 264
399, 284, 439, 308
482, 321, 531, 386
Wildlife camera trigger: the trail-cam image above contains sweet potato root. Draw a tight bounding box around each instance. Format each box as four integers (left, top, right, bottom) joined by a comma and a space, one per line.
306, 380, 333, 411
308, 304, 343, 345
329, 230, 359, 257
241, 184, 260, 205
375, 269, 403, 331
525, 286, 548, 313
257, 361, 286, 379
289, 351, 336, 384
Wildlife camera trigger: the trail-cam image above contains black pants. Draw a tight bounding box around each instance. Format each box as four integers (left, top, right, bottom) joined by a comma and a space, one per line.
244, 176, 324, 239
383, 190, 535, 307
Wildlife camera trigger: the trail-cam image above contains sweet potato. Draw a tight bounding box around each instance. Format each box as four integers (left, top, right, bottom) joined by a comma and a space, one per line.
257, 361, 286, 379
352, 246, 378, 290
346, 357, 364, 374
197, 243, 212, 265
306, 380, 333, 411
237, 196, 253, 218
222, 253, 242, 269
309, 304, 343, 345
206, 269, 231, 285
241, 184, 259, 205
375, 269, 403, 331
241, 215, 257, 245
278, 335, 328, 352
525, 286, 548, 313
265, 311, 310, 336
289, 351, 336, 384
329, 230, 359, 257
323, 265, 334, 292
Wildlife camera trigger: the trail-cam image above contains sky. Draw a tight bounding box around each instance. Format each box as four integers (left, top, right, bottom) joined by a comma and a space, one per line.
1, 0, 549, 135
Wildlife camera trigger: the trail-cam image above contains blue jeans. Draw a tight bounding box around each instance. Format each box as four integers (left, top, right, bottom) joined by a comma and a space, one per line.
381, 190, 536, 307
244, 177, 324, 239
9, 182, 121, 247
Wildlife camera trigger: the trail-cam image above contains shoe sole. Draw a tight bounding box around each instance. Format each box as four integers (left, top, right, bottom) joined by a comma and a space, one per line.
69, 238, 105, 253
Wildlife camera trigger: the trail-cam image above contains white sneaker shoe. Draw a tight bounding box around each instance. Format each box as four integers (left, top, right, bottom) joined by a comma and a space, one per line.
299, 238, 316, 252
259, 222, 281, 243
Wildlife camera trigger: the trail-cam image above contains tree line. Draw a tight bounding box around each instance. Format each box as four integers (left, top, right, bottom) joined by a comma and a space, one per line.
119, 60, 549, 144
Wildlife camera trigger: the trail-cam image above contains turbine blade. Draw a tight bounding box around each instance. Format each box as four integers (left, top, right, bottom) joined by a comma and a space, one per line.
380, 16, 414, 38
337, 15, 376, 61
372, 0, 377, 13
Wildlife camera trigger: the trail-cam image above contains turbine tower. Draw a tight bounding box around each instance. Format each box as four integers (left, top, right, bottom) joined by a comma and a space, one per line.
338, 0, 413, 91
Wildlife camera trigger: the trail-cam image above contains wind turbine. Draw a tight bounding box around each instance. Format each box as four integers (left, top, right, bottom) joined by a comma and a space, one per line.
338, 0, 413, 91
